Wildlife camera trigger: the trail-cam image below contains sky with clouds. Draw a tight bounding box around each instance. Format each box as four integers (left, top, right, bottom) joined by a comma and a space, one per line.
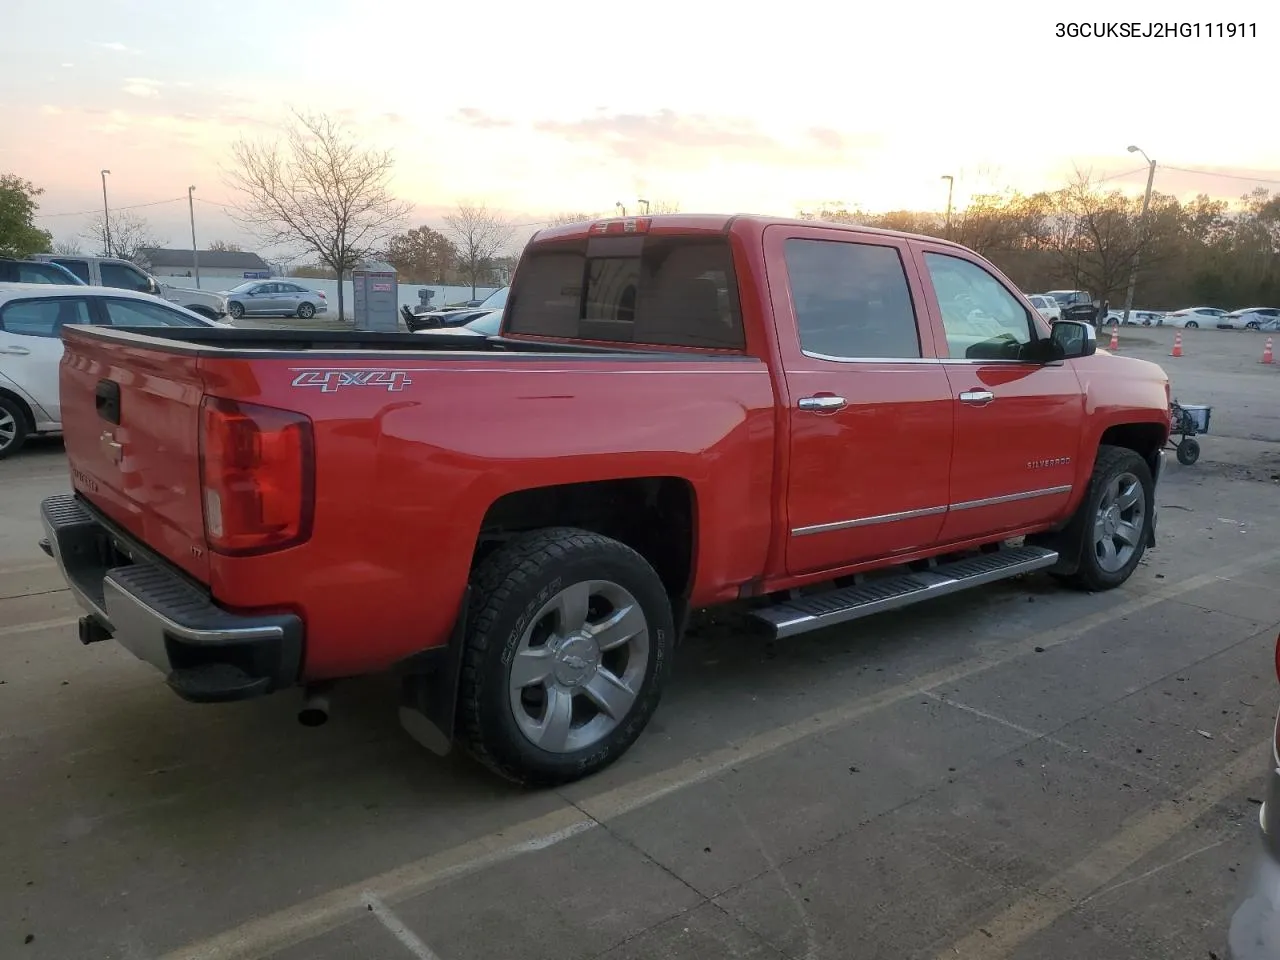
1, 0, 1276, 256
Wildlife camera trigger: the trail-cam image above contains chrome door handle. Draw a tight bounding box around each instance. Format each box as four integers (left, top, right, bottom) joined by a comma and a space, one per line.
1, 346, 31, 355
798, 395, 847, 412
959, 389, 995, 405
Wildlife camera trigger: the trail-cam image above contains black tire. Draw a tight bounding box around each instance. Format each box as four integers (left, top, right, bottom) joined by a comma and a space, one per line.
1059, 445, 1154, 592
297, 302, 316, 319
0, 394, 31, 460
228, 301, 245, 320
1185, 320, 1198, 329
1247, 321, 1260, 331
459, 527, 674, 786
1176, 437, 1200, 466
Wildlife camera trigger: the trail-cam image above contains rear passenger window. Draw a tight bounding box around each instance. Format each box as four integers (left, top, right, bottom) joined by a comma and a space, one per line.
0, 298, 92, 337
53, 259, 90, 283
784, 239, 921, 359
507, 237, 744, 350
102, 298, 203, 327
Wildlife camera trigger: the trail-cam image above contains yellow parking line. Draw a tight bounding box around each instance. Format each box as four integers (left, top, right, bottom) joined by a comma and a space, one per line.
154, 545, 1280, 960
936, 741, 1270, 960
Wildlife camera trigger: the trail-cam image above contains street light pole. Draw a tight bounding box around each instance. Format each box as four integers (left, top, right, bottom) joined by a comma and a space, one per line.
616, 202, 627, 217
638, 198, 650, 215
940, 175, 954, 238
188, 186, 201, 289
1121, 145, 1157, 325
100, 169, 112, 257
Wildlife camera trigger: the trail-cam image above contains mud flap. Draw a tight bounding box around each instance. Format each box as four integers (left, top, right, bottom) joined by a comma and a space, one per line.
397, 587, 469, 757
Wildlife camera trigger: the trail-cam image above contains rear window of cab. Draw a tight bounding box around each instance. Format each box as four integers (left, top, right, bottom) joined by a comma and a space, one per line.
505, 236, 745, 350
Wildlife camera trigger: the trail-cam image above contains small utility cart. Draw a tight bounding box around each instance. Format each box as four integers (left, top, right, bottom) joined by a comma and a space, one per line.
1169, 400, 1211, 465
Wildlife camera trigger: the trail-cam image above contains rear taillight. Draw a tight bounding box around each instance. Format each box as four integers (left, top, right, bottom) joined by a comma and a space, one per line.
199, 397, 314, 556
316, 291, 326, 299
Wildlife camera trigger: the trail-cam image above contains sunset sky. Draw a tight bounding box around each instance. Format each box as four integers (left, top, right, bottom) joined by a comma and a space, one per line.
2, 0, 1276, 258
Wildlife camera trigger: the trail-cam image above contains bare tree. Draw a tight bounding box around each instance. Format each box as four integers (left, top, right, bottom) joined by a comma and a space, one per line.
207, 239, 244, 252
52, 239, 83, 256
83, 211, 163, 262
225, 109, 412, 320
444, 202, 514, 298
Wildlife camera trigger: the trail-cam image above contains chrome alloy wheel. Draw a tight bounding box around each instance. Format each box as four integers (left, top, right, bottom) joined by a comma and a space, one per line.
507, 579, 650, 753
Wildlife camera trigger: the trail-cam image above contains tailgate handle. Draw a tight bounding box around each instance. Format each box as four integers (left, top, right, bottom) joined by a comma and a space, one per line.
95, 380, 121, 424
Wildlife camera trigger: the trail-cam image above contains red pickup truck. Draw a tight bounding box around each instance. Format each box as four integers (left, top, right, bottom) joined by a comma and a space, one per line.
40, 215, 1171, 785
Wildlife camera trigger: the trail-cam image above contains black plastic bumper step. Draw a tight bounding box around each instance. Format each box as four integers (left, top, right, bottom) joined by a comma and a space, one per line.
167, 664, 272, 703
750, 545, 1059, 639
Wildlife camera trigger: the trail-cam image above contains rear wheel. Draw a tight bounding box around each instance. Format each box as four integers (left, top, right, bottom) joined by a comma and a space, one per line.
0, 396, 30, 460
1176, 437, 1200, 466
459, 527, 674, 785
297, 302, 316, 319
1060, 446, 1154, 592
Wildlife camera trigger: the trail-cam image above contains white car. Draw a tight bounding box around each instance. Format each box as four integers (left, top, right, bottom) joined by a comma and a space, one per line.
0, 283, 226, 459
1164, 307, 1228, 329
1104, 310, 1165, 326
1222, 307, 1280, 330
1027, 295, 1061, 322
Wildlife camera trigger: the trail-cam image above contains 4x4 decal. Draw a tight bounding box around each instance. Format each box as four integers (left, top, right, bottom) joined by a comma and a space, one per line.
289, 368, 414, 393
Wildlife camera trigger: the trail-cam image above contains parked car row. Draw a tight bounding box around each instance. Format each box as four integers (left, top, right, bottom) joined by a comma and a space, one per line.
0, 283, 228, 459
1025, 291, 1280, 331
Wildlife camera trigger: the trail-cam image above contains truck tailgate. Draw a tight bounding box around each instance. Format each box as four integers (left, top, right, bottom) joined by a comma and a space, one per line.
61, 328, 209, 582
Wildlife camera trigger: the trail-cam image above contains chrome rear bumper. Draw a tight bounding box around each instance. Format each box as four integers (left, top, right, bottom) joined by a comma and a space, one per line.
39, 493, 302, 702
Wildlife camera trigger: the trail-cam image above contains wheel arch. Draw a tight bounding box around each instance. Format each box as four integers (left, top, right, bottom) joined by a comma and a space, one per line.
1098, 421, 1167, 481
474, 476, 698, 608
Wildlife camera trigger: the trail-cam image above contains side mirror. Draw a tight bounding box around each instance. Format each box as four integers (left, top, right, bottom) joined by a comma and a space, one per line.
147, 277, 159, 295
1050, 320, 1096, 359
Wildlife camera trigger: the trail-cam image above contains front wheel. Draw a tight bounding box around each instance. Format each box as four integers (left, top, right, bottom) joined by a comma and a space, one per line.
1060, 446, 1154, 592
459, 527, 674, 785
1247, 321, 1260, 330
228, 301, 245, 320
1185, 320, 1198, 329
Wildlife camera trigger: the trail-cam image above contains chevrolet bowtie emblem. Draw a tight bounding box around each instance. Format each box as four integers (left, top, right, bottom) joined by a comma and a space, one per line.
100, 430, 123, 463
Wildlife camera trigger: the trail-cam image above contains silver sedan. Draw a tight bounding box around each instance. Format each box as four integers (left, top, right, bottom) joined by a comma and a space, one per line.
224, 280, 329, 320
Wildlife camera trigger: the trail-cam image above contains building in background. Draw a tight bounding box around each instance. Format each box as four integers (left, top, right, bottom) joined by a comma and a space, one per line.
137, 248, 273, 285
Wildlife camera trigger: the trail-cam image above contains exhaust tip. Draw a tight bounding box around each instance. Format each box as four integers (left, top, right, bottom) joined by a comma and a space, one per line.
298, 706, 329, 727
297, 688, 331, 727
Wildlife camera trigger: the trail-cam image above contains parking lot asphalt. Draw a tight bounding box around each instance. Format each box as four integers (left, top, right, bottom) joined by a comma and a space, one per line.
2, 325, 1279, 960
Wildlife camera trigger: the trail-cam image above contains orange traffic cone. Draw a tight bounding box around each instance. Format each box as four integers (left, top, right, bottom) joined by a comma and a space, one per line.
1262, 337, 1275, 365
1108, 324, 1119, 351
1171, 332, 1183, 358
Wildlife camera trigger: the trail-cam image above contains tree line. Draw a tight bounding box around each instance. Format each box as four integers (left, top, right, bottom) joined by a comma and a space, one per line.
4, 110, 1277, 316
798, 174, 1280, 309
